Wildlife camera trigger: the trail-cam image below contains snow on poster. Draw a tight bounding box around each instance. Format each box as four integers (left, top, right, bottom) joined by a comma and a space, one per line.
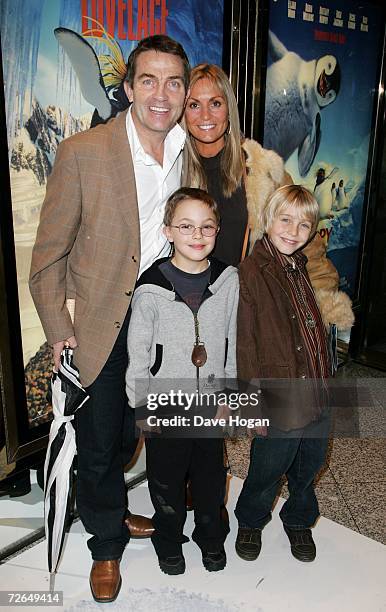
262, 0, 384, 298
0, 0, 224, 426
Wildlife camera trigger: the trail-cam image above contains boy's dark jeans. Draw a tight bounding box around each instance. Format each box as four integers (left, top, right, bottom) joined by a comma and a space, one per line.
235, 415, 330, 530
145, 437, 229, 558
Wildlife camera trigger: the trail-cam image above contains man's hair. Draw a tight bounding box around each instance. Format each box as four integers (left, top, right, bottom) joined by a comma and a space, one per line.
125, 35, 190, 90
163, 187, 220, 227
259, 184, 320, 238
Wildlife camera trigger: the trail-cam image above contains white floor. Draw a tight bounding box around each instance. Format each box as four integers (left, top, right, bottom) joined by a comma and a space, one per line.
0, 446, 147, 551
0, 456, 385, 611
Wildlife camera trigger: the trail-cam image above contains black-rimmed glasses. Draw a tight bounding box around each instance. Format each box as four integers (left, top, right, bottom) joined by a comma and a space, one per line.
170, 223, 219, 237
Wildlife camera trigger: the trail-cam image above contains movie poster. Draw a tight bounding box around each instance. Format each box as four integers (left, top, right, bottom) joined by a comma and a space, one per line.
262, 0, 384, 298
0, 0, 224, 426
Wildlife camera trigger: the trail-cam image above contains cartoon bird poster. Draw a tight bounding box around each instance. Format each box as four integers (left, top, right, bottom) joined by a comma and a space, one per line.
262, 0, 384, 298
0, 0, 224, 426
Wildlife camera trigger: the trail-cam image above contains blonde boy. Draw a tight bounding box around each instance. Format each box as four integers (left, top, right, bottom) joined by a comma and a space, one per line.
236, 185, 331, 563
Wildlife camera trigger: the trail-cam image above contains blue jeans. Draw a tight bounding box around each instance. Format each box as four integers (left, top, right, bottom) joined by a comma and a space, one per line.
235, 416, 330, 530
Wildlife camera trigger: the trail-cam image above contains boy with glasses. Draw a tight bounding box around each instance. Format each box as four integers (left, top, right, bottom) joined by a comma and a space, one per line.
126, 187, 239, 575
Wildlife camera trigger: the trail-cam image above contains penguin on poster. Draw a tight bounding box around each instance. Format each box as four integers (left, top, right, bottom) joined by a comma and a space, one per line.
264, 31, 341, 177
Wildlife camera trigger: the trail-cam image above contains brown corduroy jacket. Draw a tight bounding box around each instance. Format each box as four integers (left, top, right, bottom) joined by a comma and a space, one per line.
237, 239, 327, 431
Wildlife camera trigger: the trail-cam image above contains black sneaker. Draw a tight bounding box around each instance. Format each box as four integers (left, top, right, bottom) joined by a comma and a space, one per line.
202, 548, 227, 572
235, 527, 262, 561
283, 526, 316, 562
158, 555, 186, 575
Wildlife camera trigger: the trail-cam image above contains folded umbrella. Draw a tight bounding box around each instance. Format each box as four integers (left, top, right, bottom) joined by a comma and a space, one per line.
44, 346, 89, 575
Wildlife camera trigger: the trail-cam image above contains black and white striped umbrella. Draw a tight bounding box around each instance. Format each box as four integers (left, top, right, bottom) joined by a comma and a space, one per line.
44, 347, 89, 574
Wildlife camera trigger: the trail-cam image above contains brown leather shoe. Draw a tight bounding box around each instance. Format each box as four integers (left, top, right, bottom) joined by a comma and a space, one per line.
90, 560, 121, 603
125, 513, 154, 538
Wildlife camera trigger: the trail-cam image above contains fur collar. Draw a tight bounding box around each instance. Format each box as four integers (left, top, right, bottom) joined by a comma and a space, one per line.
242, 138, 287, 247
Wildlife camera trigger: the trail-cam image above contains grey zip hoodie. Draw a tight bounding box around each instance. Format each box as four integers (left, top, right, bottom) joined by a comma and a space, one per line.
126, 257, 239, 409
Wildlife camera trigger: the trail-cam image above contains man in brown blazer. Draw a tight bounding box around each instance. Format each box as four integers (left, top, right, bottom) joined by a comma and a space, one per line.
29, 35, 190, 603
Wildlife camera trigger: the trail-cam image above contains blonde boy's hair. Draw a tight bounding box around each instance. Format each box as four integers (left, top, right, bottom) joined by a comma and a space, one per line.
259, 184, 319, 238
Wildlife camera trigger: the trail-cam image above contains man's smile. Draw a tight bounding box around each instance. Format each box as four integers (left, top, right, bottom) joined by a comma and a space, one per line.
149, 106, 169, 113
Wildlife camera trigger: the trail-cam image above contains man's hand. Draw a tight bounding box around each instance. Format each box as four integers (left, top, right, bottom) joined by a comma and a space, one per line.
136, 418, 161, 434
53, 336, 78, 370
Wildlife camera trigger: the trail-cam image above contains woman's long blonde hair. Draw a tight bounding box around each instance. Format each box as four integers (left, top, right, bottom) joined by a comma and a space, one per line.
182, 64, 244, 198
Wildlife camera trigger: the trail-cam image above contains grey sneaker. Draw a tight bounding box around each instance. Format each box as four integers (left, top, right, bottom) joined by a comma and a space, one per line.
283, 526, 316, 562
235, 527, 262, 561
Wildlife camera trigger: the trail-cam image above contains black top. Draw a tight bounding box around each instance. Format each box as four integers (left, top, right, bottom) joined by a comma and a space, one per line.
159, 260, 211, 313
200, 150, 248, 267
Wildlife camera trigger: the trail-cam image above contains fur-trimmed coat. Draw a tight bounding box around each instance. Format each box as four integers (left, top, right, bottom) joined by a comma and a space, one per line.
242, 139, 354, 330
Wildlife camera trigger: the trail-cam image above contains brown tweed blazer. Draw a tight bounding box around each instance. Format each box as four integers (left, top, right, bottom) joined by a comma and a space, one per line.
29, 109, 141, 387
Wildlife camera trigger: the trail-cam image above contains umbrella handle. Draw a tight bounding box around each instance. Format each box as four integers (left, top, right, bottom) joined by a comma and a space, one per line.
61, 346, 74, 367
49, 572, 56, 592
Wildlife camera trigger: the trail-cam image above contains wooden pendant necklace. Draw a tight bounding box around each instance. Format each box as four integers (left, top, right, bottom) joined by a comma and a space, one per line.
191, 311, 207, 367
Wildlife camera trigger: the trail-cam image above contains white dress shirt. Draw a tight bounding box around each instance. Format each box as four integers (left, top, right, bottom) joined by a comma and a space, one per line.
126, 108, 186, 276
